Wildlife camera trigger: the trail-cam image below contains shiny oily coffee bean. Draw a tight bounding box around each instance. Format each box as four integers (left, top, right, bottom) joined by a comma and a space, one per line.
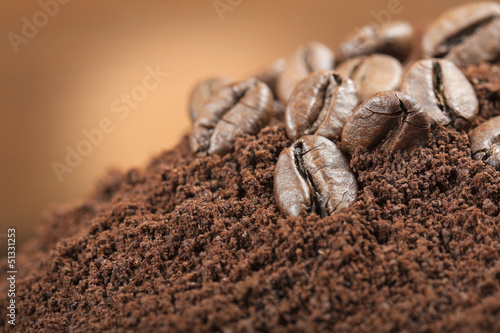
285, 70, 357, 141
422, 1, 500, 67
190, 78, 273, 155
336, 54, 403, 103
401, 59, 478, 130
341, 91, 431, 155
274, 135, 357, 217
276, 42, 334, 104
469, 116, 500, 170
337, 21, 413, 63
189, 77, 232, 121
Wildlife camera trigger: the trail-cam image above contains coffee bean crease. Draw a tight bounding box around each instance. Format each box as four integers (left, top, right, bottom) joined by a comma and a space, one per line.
285, 70, 357, 141
274, 135, 357, 217
423, 1, 500, 67
401, 59, 478, 130
341, 91, 431, 155
190, 78, 273, 155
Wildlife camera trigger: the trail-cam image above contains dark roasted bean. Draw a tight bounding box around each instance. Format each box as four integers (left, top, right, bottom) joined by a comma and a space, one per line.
190, 78, 273, 155
285, 70, 357, 141
337, 21, 413, 63
188, 77, 232, 121
401, 59, 478, 130
336, 54, 403, 103
276, 42, 334, 104
469, 116, 500, 169
274, 135, 357, 217
341, 91, 431, 155
422, 1, 500, 67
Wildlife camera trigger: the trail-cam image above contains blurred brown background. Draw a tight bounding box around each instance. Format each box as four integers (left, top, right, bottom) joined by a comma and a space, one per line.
0, 0, 476, 251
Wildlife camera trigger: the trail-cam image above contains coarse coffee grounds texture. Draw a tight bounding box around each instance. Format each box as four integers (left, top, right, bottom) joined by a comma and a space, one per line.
464, 63, 500, 126
2, 65, 500, 333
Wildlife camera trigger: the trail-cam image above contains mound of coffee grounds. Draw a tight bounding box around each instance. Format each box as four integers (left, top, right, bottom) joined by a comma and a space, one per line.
464, 63, 500, 125
2, 64, 500, 332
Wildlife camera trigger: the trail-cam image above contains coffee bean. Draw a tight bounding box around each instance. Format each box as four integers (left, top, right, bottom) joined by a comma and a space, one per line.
253, 58, 286, 96
401, 59, 478, 130
341, 91, 431, 155
337, 21, 414, 63
274, 135, 357, 217
285, 70, 357, 141
336, 54, 403, 103
276, 42, 334, 104
190, 78, 273, 155
422, 2, 500, 67
469, 116, 500, 169
189, 77, 232, 121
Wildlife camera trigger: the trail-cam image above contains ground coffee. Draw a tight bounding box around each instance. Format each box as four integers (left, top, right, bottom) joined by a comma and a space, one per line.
1, 64, 500, 332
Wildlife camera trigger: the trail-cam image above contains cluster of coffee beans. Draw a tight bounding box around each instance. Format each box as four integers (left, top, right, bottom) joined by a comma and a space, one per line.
187, 1, 500, 217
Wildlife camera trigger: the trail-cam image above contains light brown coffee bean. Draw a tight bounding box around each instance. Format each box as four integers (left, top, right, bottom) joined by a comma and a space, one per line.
341, 91, 431, 155
276, 42, 334, 104
336, 54, 403, 103
401, 59, 478, 130
274, 135, 357, 217
285, 70, 357, 141
188, 77, 232, 121
422, 1, 500, 67
190, 78, 273, 155
337, 21, 414, 63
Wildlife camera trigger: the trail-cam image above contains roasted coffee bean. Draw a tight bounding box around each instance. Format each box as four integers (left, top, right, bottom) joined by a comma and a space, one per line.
469, 116, 500, 170
285, 70, 357, 141
276, 42, 334, 104
253, 58, 286, 95
189, 77, 232, 121
422, 2, 500, 67
341, 91, 431, 155
401, 59, 478, 130
274, 135, 357, 217
336, 54, 403, 103
337, 21, 413, 63
190, 78, 273, 155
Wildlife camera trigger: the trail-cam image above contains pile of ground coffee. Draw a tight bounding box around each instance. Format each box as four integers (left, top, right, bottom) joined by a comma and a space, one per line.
2, 64, 500, 332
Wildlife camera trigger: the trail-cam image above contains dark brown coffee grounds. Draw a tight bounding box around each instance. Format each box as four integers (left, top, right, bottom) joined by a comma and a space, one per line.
464, 63, 500, 126
2, 65, 500, 333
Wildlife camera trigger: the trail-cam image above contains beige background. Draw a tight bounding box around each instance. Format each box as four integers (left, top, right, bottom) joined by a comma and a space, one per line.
0, 0, 477, 251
